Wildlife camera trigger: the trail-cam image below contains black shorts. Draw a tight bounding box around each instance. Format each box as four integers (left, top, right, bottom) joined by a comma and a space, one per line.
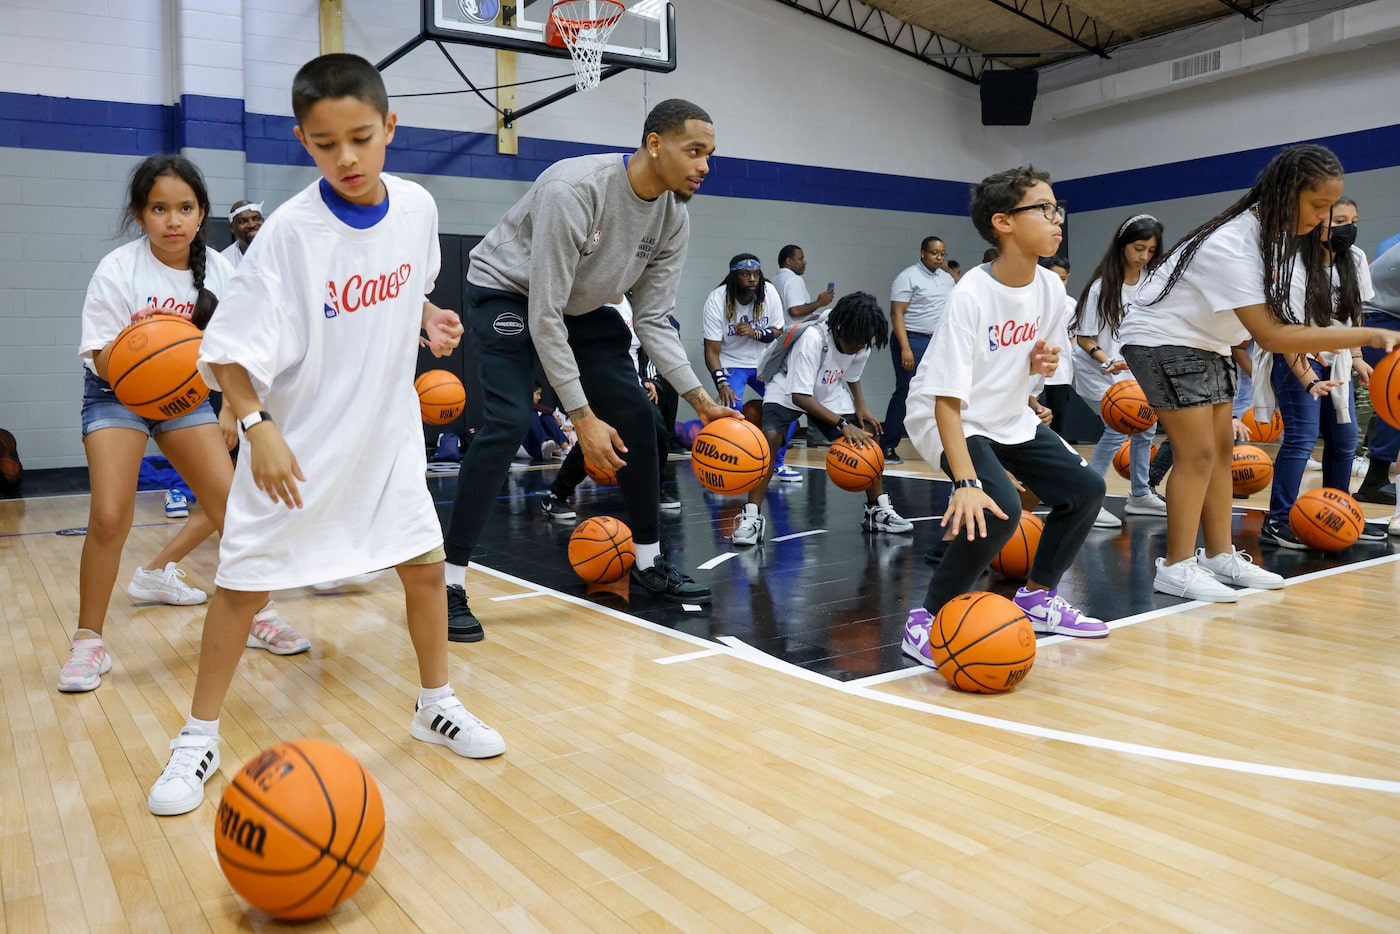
1121, 344, 1237, 411
762, 403, 847, 441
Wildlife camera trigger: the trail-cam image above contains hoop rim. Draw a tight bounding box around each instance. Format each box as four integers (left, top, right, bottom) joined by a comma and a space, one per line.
548, 0, 626, 30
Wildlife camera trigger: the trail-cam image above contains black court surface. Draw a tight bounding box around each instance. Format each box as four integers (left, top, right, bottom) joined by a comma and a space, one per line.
431, 457, 1399, 681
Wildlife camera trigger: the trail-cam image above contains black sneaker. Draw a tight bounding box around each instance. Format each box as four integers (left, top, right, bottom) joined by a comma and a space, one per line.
540, 492, 577, 520
447, 584, 484, 642
659, 491, 682, 514
1357, 522, 1389, 543
883, 447, 903, 465
631, 554, 712, 603
1259, 519, 1308, 551
1354, 482, 1397, 506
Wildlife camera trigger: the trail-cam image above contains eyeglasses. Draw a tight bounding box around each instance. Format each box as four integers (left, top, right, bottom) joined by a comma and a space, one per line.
1004, 201, 1067, 222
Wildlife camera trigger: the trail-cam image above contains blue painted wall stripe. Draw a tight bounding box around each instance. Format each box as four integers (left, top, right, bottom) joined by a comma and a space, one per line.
3, 91, 1398, 215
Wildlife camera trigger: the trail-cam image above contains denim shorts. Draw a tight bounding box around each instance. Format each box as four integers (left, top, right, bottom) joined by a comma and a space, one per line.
1120, 345, 1237, 411
80, 368, 219, 437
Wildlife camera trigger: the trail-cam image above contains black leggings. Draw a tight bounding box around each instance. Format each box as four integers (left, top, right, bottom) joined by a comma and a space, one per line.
444, 286, 661, 564
923, 424, 1105, 615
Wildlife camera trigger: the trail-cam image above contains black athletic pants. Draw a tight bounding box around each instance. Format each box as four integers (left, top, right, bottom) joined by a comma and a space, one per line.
552, 405, 674, 499
923, 423, 1104, 615
444, 285, 661, 565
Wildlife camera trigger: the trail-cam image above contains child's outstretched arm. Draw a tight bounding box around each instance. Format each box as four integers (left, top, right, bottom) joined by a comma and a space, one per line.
210, 362, 304, 509
1236, 305, 1400, 356
936, 396, 1008, 540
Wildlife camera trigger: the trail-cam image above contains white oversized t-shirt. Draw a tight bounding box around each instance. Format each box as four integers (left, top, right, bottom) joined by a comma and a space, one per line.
79, 239, 234, 372
1071, 278, 1141, 402
221, 242, 245, 268
1289, 244, 1374, 364
1119, 212, 1263, 355
771, 267, 814, 330
1046, 294, 1076, 388
764, 321, 869, 415
700, 282, 783, 368
905, 264, 1066, 470
198, 174, 442, 590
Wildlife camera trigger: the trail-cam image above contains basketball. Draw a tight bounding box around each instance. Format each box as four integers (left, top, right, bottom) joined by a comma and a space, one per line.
215, 739, 384, 921
1241, 406, 1283, 443
925, 592, 1036, 694
1101, 380, 1156, 434
1112, 440, 1159, 480
741, 398, 763, 427
1231, 445, 1273, 496
691, 417, 772, 495
990, 511, 1044, 578
1289, 487, 1365, 551
1369, 349, 1400, 429
105, 315, 209, 419
568, 515, 635, 583
584, 458, 617, 486
825, 439, 884, 492
414, 370, 465, 425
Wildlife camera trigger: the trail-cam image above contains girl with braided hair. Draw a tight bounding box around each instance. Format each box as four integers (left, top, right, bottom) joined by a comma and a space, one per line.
65, 155, 307, 694
1118, 144, 1400, 602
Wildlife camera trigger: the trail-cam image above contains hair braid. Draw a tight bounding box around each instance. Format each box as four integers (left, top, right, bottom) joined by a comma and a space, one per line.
188, 228, 219, 330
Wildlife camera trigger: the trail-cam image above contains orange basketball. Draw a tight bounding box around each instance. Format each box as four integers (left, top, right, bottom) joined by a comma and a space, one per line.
741, 398, 763, 427
1240, 406, 1283, 443
990, 511, 1044, 578
584, 459, 617, 486
691, 417, 772, 495
925, 592, 1036, 694
216, 739, 384, 921
105, 315, 209, 419
567, 516, 635, 583
825, 439, 884, 492
1289, 487, 1365, 551
1231, 445, 1273, 496
1370, 349, 1400, 429
1100, 380, 1156, 434
414, 369, 465, 425
1112, 440, 1159, 480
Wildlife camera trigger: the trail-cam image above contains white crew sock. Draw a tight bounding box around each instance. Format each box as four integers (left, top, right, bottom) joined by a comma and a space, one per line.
445, 563, 467, 588
182, 715, 219, 737
634, 541, 661, 568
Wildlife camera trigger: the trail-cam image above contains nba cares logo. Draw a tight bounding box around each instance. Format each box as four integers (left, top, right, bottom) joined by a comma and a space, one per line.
457, 0, 499, 25
987, 316, 1041, 352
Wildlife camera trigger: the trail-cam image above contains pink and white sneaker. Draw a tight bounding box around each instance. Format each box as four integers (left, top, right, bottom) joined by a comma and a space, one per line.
245, 601, 310, 655
57, 630, 112, 692
1012, 587, 1108, 639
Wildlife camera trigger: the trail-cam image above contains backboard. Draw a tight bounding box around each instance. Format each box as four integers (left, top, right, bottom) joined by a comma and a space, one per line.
423, 0, 676, 73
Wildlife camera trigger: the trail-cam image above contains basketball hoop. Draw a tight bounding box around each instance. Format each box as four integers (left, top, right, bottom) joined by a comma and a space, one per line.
545, 0, 626, 92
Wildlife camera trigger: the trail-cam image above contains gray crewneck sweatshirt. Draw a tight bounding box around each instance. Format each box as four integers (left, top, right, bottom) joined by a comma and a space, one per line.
467, 153, 701, 412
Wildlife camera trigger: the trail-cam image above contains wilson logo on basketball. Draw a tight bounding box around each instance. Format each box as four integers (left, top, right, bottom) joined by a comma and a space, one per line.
324, 263, 413, 316
831, 448, 860, 469
986, 316, 1041, 351
216, 800, 268, 857
692, 439, 738, 465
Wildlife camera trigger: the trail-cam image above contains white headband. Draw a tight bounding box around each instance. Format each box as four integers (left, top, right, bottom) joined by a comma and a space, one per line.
229, 202, 263, 222
1118, 213, 1157, 238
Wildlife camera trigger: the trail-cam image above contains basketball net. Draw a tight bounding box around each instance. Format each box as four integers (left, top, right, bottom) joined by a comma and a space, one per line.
548, 0, 625, 92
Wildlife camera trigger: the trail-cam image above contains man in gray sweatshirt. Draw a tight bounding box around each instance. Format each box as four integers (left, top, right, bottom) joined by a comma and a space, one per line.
443, 99, 734, 640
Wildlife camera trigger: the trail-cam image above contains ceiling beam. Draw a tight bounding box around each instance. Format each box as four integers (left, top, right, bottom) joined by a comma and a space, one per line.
978, 0, 1114, 59
771, 0, 985, 84
1214, 0, 1263, 21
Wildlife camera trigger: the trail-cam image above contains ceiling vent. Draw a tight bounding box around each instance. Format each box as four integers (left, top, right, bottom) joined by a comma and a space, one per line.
1170, 49, 1221, 82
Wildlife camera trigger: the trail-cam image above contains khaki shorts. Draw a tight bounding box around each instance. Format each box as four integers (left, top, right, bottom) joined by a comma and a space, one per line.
401, 545, 446, 566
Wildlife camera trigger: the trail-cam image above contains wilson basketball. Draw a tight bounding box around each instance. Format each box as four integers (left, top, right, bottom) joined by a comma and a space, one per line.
691, 417, 772, 495
216, 739, 384, 921
926, 592, 1036, 694
825, 439, 884, 492
1112, 440, 1160, 480
584, 458, 617, 486
1241, 406, 1283, 443
1101, 380, 1157, 434
741, 398, 763, 427
1370, 349, 1400, 429
1289, 487, 1365, 551
990, 511, 1044, 578
414, 370, 465, 425
568, 515, 635, 583
106, 315, 208, 420
1231, 445, 1273, 496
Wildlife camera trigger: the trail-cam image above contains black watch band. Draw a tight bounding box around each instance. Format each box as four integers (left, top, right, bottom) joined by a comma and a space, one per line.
954, 478, 983, 490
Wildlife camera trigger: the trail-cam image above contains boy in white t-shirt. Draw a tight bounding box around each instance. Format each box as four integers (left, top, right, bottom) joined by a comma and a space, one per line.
147, 54, 504, 817
902, 167, 1111, 651
729, 292, 913, 546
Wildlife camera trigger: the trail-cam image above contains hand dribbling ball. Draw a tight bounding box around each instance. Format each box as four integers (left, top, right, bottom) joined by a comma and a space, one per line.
414, 370, 465, 425
1231, 445, 1273, 496
691, 418, 772, 495
825, 438, 884, 492
106, 315, 209, 419
216, 739, 384, 920
927, 592, 1036, 694
584, 459, 618, 486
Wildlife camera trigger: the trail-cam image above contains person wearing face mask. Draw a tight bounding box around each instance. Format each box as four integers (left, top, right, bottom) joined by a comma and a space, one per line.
1258, 196, 1389, 547
1357, 230, 1400, 513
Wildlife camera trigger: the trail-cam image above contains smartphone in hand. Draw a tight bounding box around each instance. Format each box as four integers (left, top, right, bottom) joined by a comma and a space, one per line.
827, 282, 835, 293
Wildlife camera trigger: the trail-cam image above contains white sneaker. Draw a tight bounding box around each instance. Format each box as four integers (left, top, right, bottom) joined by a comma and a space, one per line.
245, 601, 310, 655
310, 572, 382, 593
411, 696, 506, 758
148, 731, 220, 816
775, 465, 803, 483
1353, 456, 1371, 478
731, 504, 766, 547
1123, 491, 1168, 517
862, 495, 914, 533
164, 489, 189, 518
1153, 556, 1238, 603
1306, 458, 1323, 471
1093, 506, 1122, 529
1390, 515, 1400, 537
1197, 547, 1285, 591
127, 563, 207, 606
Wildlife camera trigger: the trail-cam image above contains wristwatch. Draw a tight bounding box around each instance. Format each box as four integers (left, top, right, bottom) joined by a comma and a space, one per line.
954, 478, 983, 490
240, 410, 274, 432
835, 417, 850, 431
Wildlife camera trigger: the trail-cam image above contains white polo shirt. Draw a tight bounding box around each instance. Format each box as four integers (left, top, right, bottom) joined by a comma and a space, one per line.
890, 261, 956, 335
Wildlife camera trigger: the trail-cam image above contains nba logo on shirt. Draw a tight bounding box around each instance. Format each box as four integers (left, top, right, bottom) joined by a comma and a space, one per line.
325, 281, 340, 318
987, 317, 1040, 352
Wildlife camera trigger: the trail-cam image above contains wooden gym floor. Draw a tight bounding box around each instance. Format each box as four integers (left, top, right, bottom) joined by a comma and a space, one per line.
2, 443, 1398, 931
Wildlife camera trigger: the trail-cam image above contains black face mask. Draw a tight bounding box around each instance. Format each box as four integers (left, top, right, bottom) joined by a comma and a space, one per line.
1326, 223, 1358, 255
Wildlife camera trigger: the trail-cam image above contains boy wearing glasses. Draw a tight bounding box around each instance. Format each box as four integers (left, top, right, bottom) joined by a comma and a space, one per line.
901, 168, 1110, 663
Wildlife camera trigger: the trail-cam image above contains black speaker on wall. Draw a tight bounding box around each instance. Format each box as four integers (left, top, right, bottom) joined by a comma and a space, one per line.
980, 69, 1039, 126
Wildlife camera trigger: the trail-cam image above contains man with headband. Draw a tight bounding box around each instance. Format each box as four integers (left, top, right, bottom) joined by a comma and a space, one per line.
220, 200, 264, 268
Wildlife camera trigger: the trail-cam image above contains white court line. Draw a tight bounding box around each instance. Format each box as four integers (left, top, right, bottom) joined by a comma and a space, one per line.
770, 529, 827, 542
698, 553, 737, 570
490, 591, 547, 602
654, 647, 725, 665
717, 636, 1400, 795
